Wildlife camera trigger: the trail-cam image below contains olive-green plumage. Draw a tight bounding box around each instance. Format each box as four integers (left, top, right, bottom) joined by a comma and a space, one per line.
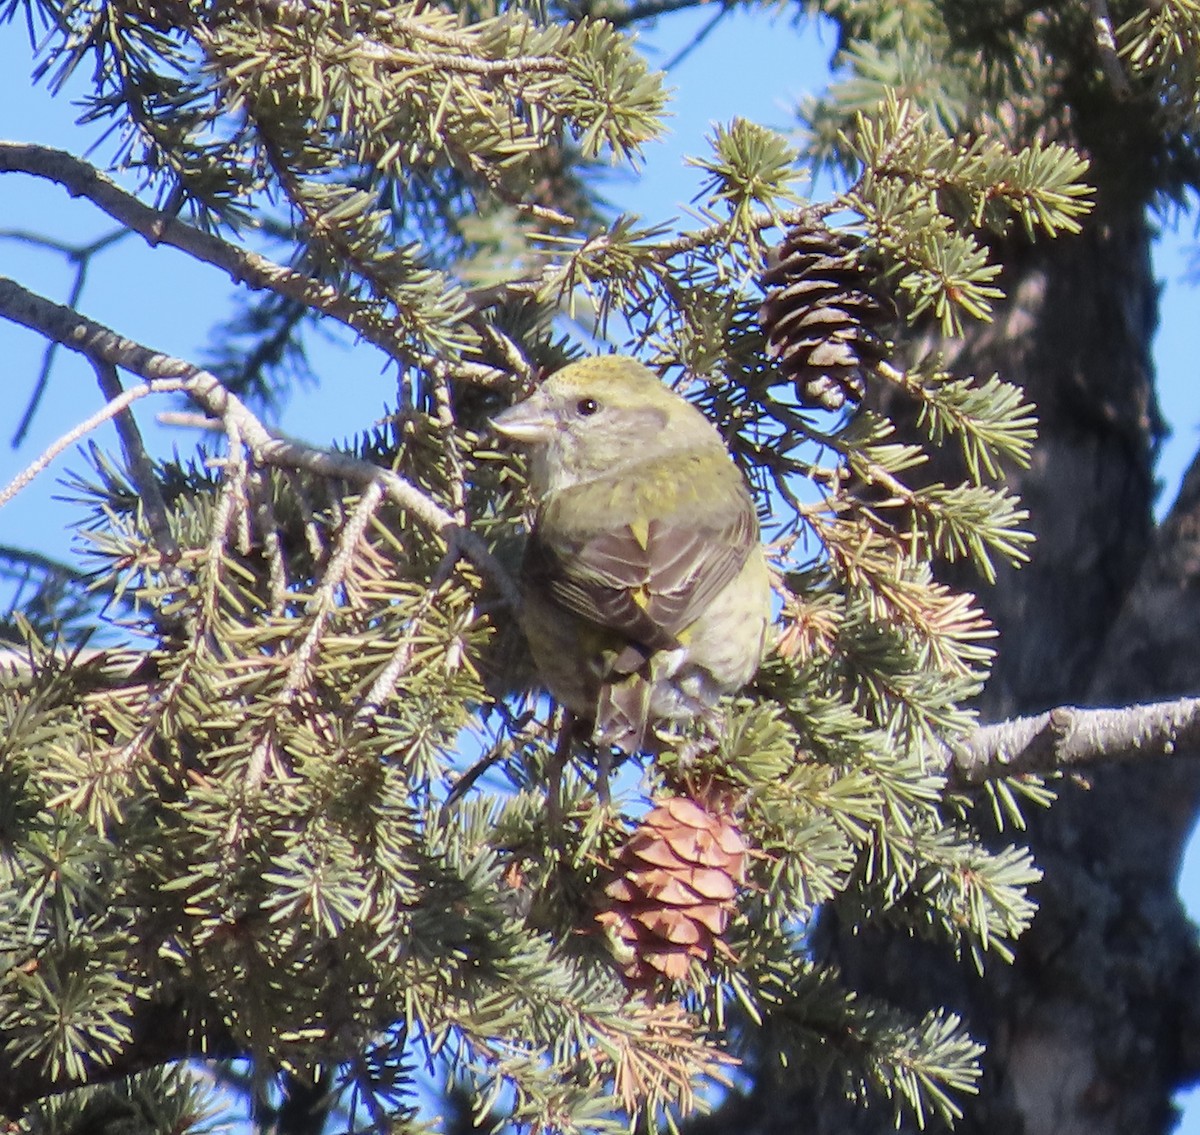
493, 356, 771, 754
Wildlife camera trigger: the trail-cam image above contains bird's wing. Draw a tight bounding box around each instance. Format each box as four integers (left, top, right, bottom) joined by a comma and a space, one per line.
523, 487, 758, 659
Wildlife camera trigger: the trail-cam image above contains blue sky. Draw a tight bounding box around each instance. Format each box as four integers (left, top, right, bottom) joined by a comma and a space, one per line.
2, 9, 1199, 1130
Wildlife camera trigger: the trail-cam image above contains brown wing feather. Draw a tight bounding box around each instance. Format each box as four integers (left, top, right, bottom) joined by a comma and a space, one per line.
639, 506, 756, 632
523, 488, 757, 659
522, 531, 678, 655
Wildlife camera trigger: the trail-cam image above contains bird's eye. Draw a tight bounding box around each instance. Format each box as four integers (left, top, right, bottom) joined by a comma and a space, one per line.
576, 397, 600, 416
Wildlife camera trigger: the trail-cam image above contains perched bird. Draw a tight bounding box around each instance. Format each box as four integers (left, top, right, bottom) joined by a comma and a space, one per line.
492, 356, 770, 755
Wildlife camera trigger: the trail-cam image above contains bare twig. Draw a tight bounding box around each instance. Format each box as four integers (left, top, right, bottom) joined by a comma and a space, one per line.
0, 377, 189, 509
662, 0, 731, 70
0, 544, 89, 585
157, 410, 223, 430
599, 0, 722, 29
3, 225, 129, 445
91, 359, 180, 561
945, 695, 1200, 786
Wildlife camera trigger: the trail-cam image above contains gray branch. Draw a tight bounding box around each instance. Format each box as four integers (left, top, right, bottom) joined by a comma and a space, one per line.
0, 274, 519, 608
0, 141, 507, 388
945, 695, 1200, 786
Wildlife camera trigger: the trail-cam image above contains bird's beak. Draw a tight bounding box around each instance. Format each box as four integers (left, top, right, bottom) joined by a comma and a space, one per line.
492, 396, 556, 444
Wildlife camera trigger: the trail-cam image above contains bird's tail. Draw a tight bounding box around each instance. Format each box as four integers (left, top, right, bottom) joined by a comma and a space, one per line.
595, 672, 652, 755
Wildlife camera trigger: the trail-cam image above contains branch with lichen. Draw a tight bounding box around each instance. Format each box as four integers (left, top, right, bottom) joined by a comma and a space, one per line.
945, 695, 1200, 787
0, 274, 518, 608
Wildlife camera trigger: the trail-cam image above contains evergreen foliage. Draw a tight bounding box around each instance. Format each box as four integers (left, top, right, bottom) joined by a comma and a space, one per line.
4, 0, 1188, 1132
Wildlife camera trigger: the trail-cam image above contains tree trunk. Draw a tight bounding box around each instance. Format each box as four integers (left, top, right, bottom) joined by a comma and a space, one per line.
710, 197, 1200, 1134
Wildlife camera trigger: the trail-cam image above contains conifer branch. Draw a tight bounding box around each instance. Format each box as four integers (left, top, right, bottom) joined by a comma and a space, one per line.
0, 143, 506, 387
0, 996, 236, 1119
657, 203, 830, 257
277, 480, 386, 707
237, 480, 388, 795
358, 39, 571, 78
352, 587, 437, 728
0, 11, 1136, 1127
946, 695, 1200, 786
0, 275, 520, 607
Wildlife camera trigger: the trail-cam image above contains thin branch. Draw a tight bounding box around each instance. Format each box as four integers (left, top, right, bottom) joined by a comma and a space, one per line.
358, 40, 570, 78
459, 203, 829, 316
226, 414, 254, 556
0, 142, 506, 387
660, 203, 833, 256
945, 695, 1200, 787
92, 359, 180, 561
202, 440, 244, 610
601, 0, 722, 29
432, 360, 467, 524
0, 645, 147, 682
0, 275, 520, 607
157, 410, 223, 430
375, 9, 525, 52
0, 544, 90, 583
282, 479, 385, 696
662, 1, 731, 70
351, 582, 442, 730
248, 467, 288, 611
0, 377, 189, 508
7, 226, 130, 445
1087, 0, 1131, 99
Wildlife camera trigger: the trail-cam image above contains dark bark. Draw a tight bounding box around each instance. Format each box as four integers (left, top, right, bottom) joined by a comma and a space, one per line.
269, 1068, 335, 1135
715, 196, 1200, 1133
900, 198, 1200, 1135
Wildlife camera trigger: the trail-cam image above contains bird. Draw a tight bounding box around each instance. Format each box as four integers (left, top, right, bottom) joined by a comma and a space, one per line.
492, 355, 771, 756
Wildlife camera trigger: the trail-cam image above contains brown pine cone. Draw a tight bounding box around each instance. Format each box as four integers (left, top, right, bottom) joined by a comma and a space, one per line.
596, 797, 748, 985
759, 223, 894, 411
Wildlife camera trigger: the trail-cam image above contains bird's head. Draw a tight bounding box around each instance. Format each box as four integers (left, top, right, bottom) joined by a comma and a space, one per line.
492, 356, 717, 493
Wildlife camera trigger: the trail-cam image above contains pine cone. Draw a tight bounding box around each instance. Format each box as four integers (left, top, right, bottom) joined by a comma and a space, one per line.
596, 797, 748, 985
759, 223, 893, 411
